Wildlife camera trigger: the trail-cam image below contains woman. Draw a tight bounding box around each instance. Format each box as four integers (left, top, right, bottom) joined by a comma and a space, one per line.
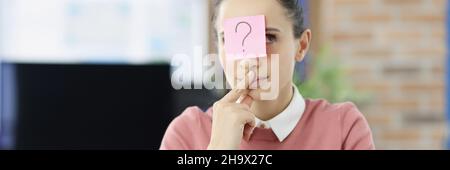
160, 0, 375, 150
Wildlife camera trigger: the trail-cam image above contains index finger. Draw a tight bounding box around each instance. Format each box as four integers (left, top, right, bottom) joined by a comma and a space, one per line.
221, 70, 255, 103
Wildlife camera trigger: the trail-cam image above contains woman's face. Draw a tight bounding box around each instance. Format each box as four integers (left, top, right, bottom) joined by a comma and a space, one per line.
216, 0, 309, 100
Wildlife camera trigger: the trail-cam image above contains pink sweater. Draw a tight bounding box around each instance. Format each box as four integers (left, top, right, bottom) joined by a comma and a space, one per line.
160, 99, 375, 150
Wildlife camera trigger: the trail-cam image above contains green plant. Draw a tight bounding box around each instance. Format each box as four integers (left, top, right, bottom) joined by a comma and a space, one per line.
294, 46, 370, 105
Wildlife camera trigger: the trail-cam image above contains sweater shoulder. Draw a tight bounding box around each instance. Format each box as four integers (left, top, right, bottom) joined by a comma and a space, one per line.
305, 99, 362, 119
159, 106, 211, 150
304, 99, 374, 150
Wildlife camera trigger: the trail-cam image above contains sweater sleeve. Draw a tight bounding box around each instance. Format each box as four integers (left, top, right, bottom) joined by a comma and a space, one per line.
159, 107, 209, 150
159, 107, 201, 150
340, 103, 375, 150
159, 116, 189, 150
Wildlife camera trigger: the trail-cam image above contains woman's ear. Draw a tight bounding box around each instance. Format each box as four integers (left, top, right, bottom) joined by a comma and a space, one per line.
295, 29, 312, 62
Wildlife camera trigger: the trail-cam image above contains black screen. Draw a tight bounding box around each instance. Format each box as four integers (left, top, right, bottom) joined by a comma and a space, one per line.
1, 63, 173, 149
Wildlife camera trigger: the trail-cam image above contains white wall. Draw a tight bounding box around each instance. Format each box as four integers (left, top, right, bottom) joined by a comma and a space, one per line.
0, 0, 209, 64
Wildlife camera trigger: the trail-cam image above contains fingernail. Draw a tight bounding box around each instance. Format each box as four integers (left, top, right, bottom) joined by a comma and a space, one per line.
248, 71, 255, 81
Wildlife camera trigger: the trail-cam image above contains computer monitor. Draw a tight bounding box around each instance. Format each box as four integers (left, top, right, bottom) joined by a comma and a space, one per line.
0, 63, 174, 149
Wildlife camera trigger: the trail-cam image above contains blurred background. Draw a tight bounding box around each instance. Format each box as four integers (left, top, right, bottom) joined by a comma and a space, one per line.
0, 0, 447, 150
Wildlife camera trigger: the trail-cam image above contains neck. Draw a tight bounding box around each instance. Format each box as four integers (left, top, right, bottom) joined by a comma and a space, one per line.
251, 83, 294, 121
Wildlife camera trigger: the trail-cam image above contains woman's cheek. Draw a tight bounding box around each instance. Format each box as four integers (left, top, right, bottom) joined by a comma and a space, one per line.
223, 59, 239, 88
266, 45, 273, 55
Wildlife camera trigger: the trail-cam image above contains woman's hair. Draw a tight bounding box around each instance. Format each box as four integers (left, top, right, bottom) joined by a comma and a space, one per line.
212, 0, 306, 39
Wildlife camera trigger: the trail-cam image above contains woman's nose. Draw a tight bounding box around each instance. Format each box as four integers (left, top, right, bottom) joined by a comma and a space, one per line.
238, 59, 259, 72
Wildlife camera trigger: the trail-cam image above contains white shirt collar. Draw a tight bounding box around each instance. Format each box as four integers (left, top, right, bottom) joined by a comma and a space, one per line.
254, 84, 306, 142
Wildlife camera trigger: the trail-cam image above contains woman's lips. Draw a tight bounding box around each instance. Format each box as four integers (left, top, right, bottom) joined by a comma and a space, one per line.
254, 76, 268, 82
237, 76, 268, 83
250, 76, 269, 88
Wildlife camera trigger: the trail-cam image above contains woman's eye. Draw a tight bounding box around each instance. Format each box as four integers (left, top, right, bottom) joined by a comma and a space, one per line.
266, 34, 277, 44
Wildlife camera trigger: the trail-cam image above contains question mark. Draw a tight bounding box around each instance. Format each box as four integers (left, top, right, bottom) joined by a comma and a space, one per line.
235, 21, 252, 53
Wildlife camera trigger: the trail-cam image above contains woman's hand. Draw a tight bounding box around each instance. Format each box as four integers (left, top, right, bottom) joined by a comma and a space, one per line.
208, 70, 256, 150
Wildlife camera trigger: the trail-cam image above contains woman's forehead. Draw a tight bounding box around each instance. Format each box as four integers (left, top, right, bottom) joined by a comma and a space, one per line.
216, 0, 289, 32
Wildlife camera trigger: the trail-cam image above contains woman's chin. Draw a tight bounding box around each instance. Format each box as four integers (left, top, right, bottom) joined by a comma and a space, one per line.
247, 79, 280, 101
248, 88, 279, 101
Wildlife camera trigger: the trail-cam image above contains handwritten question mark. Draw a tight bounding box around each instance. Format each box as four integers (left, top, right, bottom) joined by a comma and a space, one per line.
235, 21, 252, 53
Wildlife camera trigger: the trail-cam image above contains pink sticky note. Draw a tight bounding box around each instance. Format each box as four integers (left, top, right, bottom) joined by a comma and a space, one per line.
224, 15, 266, 60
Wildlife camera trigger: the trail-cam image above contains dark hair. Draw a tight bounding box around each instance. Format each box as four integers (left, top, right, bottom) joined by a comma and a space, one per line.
212, 0, 306, 39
